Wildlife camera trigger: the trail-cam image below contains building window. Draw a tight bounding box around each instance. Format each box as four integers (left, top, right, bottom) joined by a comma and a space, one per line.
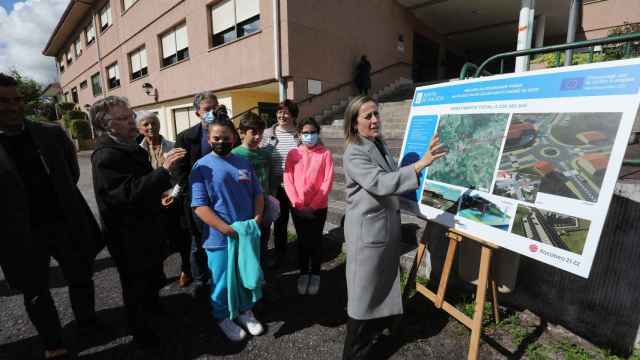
106, 63, 120, 89
80, 80, 88, 89
71, 87, 79, 104
64, 92, 70, 102
211, 0, 260, 47
74, 37, 82, 57
99, 3, 112, 32
66, 47, 73, 65
91, 73, 103, 96
59, 57, 65, 73
160, 23, 189, 67
172, 106, 198, 135
129, 47, 148, 80
85, 21, 96, 45
122, 0, 139, 12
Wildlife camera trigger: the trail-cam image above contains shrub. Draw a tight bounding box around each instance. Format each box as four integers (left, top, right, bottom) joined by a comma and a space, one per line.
70, 119, 92, 139
57, 102, 76, 113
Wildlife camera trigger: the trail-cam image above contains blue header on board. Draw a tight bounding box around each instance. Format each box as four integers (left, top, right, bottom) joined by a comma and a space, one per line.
413, 64, 640, 107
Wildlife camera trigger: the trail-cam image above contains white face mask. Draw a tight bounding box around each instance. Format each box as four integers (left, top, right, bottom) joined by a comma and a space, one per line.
301, 132, 319, 145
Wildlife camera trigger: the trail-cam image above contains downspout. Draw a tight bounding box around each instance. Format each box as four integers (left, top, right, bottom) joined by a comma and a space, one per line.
515, 0, 535, 72
564, 0, 582, 66
272, 0, 286, 101
93, 6, 106, 99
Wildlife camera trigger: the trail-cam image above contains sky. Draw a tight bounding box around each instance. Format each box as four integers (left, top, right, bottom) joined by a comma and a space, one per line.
0, 0, 68, 85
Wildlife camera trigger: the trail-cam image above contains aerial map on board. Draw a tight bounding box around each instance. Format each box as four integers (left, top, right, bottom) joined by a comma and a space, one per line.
425, 114, 510, 192
399, 59, 640, 277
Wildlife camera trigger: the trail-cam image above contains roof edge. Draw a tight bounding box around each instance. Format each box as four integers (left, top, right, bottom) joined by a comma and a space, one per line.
42, 0, 94, 57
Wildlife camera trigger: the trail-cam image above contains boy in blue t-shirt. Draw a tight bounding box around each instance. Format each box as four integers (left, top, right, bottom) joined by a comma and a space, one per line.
190, 117, 265, 342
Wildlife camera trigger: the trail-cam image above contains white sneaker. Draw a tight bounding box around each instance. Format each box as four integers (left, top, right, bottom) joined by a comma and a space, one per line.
297, 274, 310, 295
307, 275, 321, 295
218, 318, 247, 342
237, 310, 264, 336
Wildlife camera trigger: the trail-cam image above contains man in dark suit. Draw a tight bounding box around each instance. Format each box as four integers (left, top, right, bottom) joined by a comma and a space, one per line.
172, 91, 220, 297
0, 73, 103, 359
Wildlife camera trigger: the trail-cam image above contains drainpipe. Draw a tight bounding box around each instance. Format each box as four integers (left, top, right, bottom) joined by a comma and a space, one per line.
534, 14, 546, 48
92, 6, 106, 99
272, 0, 286, 101
515, 0, 535, 72
564, 0, 582, 66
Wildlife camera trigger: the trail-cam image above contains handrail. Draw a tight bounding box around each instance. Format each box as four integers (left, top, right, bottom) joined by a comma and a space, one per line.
230, 61, 412, 121
296, 61, 412, 105
230, 106, 258, 121
459, 62, 492, 80
475, 32, 640, 77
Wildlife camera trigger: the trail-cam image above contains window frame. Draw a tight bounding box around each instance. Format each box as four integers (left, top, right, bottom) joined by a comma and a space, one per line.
210, 0, 261, 48
128, 46, 149, 81
106, 63, 120, 90
99, 3, 113, 33
66, 47, 74, 65
85, 21, 96, 46
122, 0, 140, 13
91, 72, 103, 96
74, 37, 83, 57
58, 56, 65, 73
159, 22, 189, 68
71, 87, 79, 104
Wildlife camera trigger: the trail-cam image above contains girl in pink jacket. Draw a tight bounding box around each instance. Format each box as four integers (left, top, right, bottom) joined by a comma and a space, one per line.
284, 117, 334, 296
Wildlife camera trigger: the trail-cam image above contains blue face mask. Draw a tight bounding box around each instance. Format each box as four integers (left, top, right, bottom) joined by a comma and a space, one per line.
202, 110, 215, 124
301, 132, 319, 145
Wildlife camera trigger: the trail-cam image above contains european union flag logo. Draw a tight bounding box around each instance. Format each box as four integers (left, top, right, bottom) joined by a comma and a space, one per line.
560, 77, 584, 91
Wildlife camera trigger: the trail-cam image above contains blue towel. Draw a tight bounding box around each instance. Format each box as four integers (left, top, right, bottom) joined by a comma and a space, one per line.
227, 219, 263, 319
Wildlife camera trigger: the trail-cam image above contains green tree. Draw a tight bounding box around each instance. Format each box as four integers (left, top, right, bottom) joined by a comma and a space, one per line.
9, 69, 42, 107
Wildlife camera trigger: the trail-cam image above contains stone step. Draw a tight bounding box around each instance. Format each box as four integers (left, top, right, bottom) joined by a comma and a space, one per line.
323, 138, 403, 157
322, 127, 408, 140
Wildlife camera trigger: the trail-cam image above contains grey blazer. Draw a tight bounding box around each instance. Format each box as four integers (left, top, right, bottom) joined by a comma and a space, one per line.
343, 136, 419, 320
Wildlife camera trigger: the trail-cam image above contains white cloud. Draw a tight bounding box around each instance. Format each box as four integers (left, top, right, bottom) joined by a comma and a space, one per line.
0, 0, 68, 85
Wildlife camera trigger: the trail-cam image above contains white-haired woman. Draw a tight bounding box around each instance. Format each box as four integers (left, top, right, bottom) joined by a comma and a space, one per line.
90, 97, 186, 347
136, 110, 193, 288
136, 111, 174, 170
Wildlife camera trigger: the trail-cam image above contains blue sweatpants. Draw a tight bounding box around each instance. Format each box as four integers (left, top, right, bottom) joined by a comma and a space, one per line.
205, 248, 253, 320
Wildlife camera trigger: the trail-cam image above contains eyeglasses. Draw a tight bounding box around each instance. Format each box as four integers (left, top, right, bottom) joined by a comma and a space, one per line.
359, 111, 380, 120
301, 131, 318, 135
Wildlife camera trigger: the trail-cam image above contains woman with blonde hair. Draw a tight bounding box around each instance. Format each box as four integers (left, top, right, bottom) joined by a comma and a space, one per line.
341, 95, 446, 359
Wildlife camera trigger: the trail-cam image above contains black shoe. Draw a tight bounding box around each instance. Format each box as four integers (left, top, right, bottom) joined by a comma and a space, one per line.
191, 283, 211, 299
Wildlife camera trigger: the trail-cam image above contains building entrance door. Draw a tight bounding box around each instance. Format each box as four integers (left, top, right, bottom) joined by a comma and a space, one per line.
412, 33, 440, 83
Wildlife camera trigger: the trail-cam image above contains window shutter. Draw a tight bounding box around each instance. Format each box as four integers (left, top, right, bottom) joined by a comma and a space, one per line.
114, 63, 119, 80
235, 0, 259, 23
175, 24, 188, 51
161, 31, 176, 57
124, 0, 136, 10
131, 51, 141, 73
140, 48, 148, 69
211, 0, 235, 34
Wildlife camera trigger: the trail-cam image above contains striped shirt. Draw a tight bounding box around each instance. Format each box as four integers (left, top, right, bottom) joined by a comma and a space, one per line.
271, 127, 298, 185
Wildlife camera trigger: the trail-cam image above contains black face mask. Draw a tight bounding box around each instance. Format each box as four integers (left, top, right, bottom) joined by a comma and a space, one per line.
212, 141, 233, 156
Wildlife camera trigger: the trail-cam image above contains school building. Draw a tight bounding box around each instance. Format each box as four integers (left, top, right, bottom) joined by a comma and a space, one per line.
43, 0, 639, 140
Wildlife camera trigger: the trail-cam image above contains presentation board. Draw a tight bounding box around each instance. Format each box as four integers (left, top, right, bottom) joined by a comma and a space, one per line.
399, 58, 640, 278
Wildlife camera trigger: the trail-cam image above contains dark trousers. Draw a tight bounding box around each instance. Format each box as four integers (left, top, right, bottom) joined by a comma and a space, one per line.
342, 316, 400, 360
189, 208, 210, 286
165, 203, 191, 274
117, 265, 164, 337
273, 185, 292, 257
21, 225, 96, 350
291, 208, 327, 275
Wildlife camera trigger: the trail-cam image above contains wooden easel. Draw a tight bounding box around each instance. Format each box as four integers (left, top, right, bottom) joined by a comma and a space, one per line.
406, 227, 501, 360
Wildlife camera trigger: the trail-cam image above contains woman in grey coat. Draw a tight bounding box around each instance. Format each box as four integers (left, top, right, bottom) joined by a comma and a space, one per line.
341, 95, 445, 359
